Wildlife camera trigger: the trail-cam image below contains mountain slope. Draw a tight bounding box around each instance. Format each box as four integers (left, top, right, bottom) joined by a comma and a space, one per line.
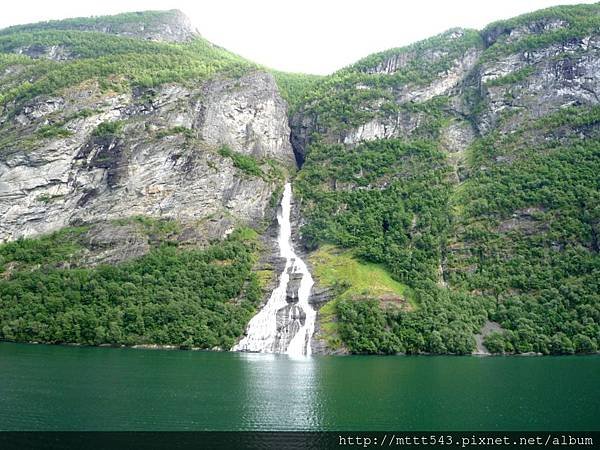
292, 3, 600, 355
0, 11, 293, 349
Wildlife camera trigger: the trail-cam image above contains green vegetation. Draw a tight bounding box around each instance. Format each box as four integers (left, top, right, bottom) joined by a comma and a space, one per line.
310, 245, 414, 349
297, 139, 451, 283
271, 71, 323, 113
288, 29, 482, 132
155, 126, 194, 139
218, 145, 287, 182
1, 5, 598, 355
0, 25, 255, 106
293, 3, 600, 355
0, 226, 263, 349
481, 4, 600, 62
310, 244, 413, 303
36, 124, 72, 139
446, 108, 600, 355
218, 145, 263, 178
484, 66, 535, 87
111, 216, 182, 240
0, 10, 189, 36
298, 106, 599, 354
92, 120, 124, 138
0, 227, 88, 273
297, 139, 489, 354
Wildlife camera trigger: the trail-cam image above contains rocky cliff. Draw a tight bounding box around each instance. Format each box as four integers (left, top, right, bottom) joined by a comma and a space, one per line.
0, 71, 294, 243
0, 9, 296, 245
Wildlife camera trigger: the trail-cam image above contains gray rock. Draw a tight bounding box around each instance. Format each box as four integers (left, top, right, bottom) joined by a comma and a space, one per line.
285, 270, 303, 302
197, 72, 296, 165
81, 222, 150, 265
0, 72, 295, 243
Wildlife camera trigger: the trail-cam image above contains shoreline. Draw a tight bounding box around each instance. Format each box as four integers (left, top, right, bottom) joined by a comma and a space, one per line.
2, 340, 599, 357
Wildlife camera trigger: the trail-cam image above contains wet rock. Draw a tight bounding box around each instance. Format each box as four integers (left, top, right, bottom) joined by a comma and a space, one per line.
272, 304, 306, 352
197, 72, 296, 165
286, 270, 303, 302
473, 321, 504, 355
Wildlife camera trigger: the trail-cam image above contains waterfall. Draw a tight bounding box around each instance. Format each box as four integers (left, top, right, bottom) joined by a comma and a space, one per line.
232, 183, 316, 356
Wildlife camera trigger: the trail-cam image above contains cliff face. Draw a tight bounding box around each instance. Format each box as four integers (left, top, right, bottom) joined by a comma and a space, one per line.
0, 72, 293, 241
291, 20, 600, 157
0, 71, 294, 243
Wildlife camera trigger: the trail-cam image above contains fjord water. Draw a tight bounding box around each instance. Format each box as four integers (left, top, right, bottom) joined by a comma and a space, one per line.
0, 342, 598, 431
233, 183, 316, 356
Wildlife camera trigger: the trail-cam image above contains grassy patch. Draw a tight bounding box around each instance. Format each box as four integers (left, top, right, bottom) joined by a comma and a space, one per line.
309, 244, 415, 350
485, 66, 534, 87
155, 126, 194, 139
310, 244, 413, 304
36, 124, 72, 139
218, 145, 263, 178
316, 299, 343, 349
93, 120, 123, 138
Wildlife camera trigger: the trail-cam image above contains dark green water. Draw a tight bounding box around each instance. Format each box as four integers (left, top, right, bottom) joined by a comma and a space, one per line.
0, 342, 598, 431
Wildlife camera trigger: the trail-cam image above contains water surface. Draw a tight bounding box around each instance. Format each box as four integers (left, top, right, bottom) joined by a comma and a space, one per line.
0, 343, 598, 430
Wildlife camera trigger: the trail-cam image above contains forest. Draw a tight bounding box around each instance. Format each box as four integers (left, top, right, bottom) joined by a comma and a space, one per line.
0, 227, 263, 349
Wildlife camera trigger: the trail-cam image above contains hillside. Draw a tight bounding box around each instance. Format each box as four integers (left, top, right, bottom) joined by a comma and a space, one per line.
293, 3, 600, 355
0, 6, 598, 354
0, 10, 293, 349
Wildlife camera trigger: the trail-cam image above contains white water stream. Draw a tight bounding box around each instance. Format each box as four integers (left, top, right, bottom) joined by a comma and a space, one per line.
232, 183, 316, 356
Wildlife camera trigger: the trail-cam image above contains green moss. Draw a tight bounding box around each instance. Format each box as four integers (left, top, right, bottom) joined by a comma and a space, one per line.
310, 244, 413, 305
93, 120, 123, 138
65, 108, 98, 121
110, 216, 181, 240
36, 193, 64, 204
218, 145, 263, 178
36, 124, 72, 139
485, 66, 535, 87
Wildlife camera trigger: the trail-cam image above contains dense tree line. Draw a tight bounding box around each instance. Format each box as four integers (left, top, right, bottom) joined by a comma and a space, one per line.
296, 139, 490, 354
296, 103, 599, 355
449, 108, 600, 354
0, 228, 262, 349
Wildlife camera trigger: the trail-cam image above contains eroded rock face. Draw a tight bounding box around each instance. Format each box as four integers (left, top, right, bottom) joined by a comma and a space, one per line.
291, 21, 600, 159
197, 73, 296, 164
0, 72, 295, 243
475, 34, 600, 134
291, 41, 483, 156
94, 9, 197, 43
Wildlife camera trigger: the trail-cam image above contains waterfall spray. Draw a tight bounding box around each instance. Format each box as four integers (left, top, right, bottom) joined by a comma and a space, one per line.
232, 183, 316, 356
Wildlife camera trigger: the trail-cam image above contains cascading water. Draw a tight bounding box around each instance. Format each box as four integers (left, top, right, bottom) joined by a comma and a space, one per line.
232, 183, 316, 356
